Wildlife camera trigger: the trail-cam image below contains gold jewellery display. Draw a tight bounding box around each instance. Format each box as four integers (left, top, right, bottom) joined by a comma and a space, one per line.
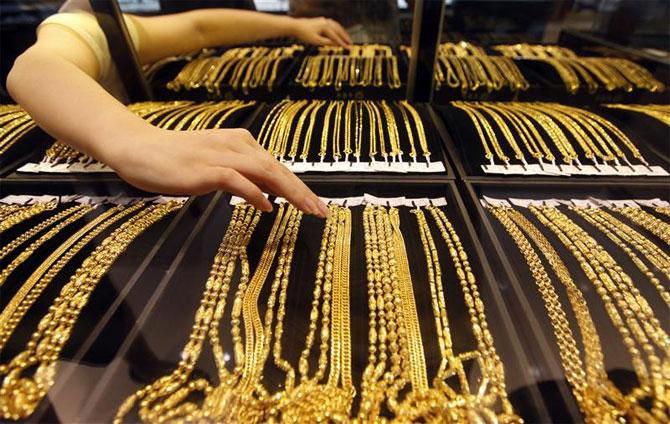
486, 199, 670, 423
0, 198, 185, 420
402, 42, 529, 92
605, 104, 670, 127
42, 100, 254, 166
452, 101, 659, 175
0, 105, 36, 157
295, 44, 402, 90
256, 99, 432, 165
167, 45, 304, 94
114, 200, 520, 423
494, 43, 665, 94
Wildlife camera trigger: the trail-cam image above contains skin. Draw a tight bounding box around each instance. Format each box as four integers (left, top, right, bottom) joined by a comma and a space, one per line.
7, 9, 352, 217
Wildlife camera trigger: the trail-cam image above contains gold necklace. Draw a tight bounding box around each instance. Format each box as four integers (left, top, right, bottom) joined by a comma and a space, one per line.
0, 204, 86, 262
574, 207, 670, 307
115, 204, 260, 423
0, 202, 57, 234
0, 204, 141, 352
0, 204, 94, 286
489, 205, 627, 422
532, 206, 670, 418
613, 207, 670, 245
0, 201, 184, 420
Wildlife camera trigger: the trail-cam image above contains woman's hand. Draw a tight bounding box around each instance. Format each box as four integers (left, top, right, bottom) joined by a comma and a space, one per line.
107, 126, 329, 217
291, 17, 352, 48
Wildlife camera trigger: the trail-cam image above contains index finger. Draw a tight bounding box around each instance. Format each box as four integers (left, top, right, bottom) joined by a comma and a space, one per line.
329, 20, 353, 46
227, 148, 329, 218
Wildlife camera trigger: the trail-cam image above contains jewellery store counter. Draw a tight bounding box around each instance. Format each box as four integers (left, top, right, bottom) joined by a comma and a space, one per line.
0, 182, 579, 423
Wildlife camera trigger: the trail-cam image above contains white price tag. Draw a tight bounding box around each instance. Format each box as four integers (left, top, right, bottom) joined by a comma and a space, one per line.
633, 198, 670, 208
543, 199, 562, 207
509, 198, 535, 208
481, 196, 511, 207
430, 197, 448, 207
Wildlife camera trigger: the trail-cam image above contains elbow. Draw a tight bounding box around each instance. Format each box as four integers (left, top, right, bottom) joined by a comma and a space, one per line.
6, 50, 34, 101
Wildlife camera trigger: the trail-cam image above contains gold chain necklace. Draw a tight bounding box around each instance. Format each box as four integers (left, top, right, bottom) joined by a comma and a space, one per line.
0, 201, 183, 420
532, 206, 670, 418
0, 204, 94, 286
115, 204, 260, 423
0, 204, 142, 352
613, 207, 670, 245
0, 204, 87, 262
574, 207, 670, 307
0, 202, 57, 234
489, 206, 628, 422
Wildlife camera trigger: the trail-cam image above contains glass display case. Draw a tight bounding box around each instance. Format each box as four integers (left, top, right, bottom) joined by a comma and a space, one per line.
0, 0, 668, 422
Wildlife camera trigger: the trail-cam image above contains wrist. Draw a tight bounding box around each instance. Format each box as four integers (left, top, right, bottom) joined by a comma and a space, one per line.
98, 121, 161, 173
280, 15, 300, 38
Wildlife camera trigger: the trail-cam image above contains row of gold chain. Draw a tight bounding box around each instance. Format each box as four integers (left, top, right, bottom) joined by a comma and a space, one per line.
45, 100, 255, 164
488, 203, 670, 423
257, 99, 430, 163
168, 45, 304, 94
0, 105, 37, 156
0, 200, 184, 420
452, 101, 646, 166
114, 203, 519, 423
401, 42, 529, 92
605, 103, 670, 127
295, 44, 402, 90
494, 44, 665, 93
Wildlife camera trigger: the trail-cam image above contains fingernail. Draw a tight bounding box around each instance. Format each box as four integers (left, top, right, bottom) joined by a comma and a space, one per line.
263, 199, 273, 212
316, 198, 330, 218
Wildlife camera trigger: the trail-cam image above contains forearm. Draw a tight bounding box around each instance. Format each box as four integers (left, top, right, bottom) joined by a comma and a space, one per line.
189, 9, 297, 47
7, 49, 150, 169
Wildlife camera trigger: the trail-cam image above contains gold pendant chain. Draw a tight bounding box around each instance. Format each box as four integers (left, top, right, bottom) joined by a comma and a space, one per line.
0, 201, 183, 420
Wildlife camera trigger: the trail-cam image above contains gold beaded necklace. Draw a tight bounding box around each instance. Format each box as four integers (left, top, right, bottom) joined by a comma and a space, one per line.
115, 204, 260, 423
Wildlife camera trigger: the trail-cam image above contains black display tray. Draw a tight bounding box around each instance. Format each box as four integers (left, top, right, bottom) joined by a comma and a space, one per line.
11, 181, 570, 423
285, 45, 408, 101
431, 104, 670, 183
2, 101, 263, 185
245, 101, 454, 180
0, 125, 52, 178
460, 179, 670, 423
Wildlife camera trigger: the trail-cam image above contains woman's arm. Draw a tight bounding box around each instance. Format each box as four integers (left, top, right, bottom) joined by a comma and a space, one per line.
7, 25, 329, 217
134, 10, 352, 64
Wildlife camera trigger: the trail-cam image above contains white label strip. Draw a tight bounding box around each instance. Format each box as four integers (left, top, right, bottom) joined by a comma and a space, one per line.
20, 160, 447, 175
236, 194, 447, 207
481, 162, 669, 177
